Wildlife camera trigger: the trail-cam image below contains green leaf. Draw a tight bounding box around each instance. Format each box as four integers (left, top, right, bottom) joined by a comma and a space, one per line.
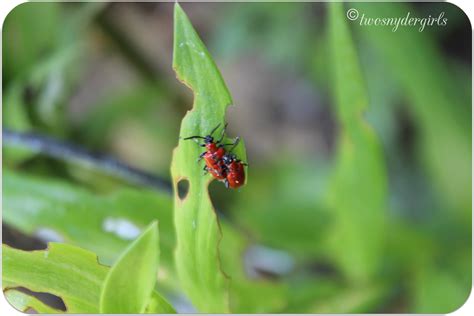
100, 221, 159, 313
3, 243, 108, 313
2, 170, 174, 269
171, 3, 246, 312
2, 242, 175, 313
4, 289, 62, 313
326, 2, 388, 282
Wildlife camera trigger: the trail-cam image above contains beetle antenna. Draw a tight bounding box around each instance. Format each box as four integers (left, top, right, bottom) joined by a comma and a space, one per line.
217, 122, 228, 143
182, 136, 206, 140
209, 123, 221, 137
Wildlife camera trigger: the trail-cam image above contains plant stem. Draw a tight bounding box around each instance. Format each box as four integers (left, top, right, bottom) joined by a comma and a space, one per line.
2, 128, 172, 193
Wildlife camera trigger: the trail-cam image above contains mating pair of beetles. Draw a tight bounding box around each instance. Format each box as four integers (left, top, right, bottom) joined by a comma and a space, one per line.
183, 123, 247, 189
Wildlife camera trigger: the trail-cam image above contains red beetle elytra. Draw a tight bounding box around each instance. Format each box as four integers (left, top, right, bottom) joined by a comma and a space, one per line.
221, 152, 247, 189
183, 123, 237, 180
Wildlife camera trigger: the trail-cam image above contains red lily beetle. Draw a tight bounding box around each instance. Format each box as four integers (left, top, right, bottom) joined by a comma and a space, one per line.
221, 152, 247, 189
183, 123, 236, 180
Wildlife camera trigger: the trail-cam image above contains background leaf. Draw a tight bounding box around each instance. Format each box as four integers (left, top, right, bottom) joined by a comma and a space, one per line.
3, 169, 181, 300
100, 221, 159, 313
326, 2, 388, 282
2, 170, 174, 266
352, 2, 471, 217
350, 2, 472, 311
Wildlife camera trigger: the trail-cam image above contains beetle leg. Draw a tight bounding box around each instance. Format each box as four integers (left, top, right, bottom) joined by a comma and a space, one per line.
224, 179, 229, 189
221, 137, 240, 149
197, 151, 206, 162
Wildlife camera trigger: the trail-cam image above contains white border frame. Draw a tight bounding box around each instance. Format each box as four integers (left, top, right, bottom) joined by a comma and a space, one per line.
0, 1, 472, 316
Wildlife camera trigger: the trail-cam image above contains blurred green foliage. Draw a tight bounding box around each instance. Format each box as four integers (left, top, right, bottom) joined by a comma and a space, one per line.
326, 2, 388, 283
354, 2, 471, 217
2, 1, 471, 314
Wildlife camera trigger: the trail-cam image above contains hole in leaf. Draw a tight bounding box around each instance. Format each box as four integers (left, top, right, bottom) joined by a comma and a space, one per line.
177, 179, 190, 200
12, 287, 67, 311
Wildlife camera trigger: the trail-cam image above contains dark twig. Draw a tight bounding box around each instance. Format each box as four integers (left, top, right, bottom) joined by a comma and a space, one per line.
2, 128, 172, 194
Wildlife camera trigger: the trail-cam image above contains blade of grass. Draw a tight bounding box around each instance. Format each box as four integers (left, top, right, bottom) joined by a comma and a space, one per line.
326, 2, 388, 282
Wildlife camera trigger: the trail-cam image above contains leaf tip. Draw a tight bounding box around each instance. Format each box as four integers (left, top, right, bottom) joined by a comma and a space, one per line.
173, 1, 185, 25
